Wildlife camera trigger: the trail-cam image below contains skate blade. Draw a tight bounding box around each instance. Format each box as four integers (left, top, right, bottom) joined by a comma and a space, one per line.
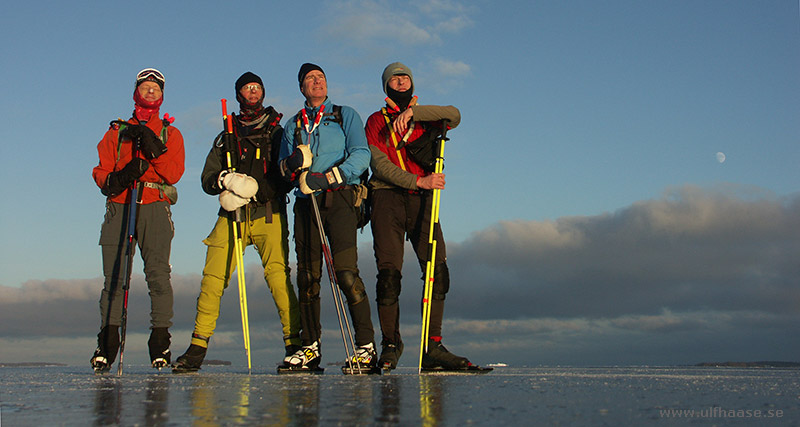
93, 366, 112, 375
341, 365, 382, 375
421, 365, 493, 374
171, 365, 201, 374
277, 365, 324, 375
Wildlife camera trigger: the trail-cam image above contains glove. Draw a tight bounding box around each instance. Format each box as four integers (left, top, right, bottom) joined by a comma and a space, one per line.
279, 144, 313, 179
219, 190, 249, 212
102, 158, 149, 196
298, 166, 344, 195
121, 124, 167, 159
217, 171, 258, 199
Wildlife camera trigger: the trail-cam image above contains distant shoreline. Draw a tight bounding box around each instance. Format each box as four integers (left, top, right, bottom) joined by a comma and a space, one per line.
695, 361, 800, 368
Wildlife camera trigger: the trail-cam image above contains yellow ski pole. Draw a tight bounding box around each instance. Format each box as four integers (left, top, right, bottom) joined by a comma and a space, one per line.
222, 99, 251, 372
419, 120, 449, 374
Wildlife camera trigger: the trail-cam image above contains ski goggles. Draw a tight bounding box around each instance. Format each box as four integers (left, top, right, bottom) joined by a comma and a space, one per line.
136, 68, 165, 88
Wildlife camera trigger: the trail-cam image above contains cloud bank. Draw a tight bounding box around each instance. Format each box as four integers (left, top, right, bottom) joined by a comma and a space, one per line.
2, 185, 798, 367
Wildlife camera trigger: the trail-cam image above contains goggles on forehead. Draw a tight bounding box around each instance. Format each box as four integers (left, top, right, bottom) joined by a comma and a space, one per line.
136, 68, 165, 85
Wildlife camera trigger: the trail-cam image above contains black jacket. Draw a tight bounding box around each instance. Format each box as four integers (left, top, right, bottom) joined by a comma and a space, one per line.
201, 107, 291, 219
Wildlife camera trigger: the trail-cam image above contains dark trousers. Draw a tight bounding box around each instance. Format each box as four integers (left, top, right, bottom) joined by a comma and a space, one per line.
370, 189, 447, 344
293, 190, 374, 347
98, 200, 174, 329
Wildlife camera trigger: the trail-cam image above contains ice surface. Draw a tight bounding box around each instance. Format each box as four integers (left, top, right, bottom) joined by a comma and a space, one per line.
1, 366, 798, 425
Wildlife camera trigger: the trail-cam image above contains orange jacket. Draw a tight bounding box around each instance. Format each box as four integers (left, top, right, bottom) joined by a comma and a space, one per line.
92, 113, 185, 204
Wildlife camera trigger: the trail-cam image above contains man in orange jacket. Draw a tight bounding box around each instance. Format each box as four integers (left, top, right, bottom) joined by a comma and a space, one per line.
90, 68, 185, 372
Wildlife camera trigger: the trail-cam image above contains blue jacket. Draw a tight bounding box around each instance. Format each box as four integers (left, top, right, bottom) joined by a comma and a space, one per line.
280, 98, 370, 197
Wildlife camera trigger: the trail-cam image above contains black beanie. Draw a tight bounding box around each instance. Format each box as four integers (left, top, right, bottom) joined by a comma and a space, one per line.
236, 72, 263, 94
298, 63, 324, 87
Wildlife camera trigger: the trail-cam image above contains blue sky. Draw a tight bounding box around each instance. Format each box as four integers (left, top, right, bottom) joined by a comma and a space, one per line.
0, 1, 798, 367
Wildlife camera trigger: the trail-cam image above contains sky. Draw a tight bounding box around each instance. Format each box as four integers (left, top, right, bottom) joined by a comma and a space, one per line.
0, 0, 798, 368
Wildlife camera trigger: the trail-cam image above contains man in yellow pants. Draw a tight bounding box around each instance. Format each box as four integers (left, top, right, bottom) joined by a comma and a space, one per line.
173, 72, 301, 372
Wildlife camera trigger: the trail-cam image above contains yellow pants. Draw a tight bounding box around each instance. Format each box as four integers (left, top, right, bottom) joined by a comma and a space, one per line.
191, 212, 300, 348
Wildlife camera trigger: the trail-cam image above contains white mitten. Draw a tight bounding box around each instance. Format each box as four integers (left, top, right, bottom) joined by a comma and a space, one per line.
221, 172, 258, 199
219, 190, 249, 212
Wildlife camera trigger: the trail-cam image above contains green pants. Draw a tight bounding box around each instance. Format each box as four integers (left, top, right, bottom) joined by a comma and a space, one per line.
191, 212, 301, 348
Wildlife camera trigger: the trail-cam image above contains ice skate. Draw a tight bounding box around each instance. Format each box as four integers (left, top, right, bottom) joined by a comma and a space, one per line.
90, 326, 120, 374
172, 344, 206, 373
422, 339, 471, 370
378, 341, 404, 371
421, 338, 493, 373
343, 342, 381, 375
148, 328, 171, 370
277, 340, 324, 374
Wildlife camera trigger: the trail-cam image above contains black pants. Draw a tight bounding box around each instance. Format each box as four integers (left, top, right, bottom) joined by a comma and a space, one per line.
293, 190, 374, 347
370, 188, 448, 344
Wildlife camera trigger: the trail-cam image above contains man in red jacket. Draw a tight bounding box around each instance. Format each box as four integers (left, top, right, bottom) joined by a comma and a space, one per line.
90, 68, 185, 372
365, 62, 476, 371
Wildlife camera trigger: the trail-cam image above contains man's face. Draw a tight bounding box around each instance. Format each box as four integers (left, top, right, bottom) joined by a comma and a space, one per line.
137, 81, 162, 103
239, 83, 263, 105
387, 74, 411, 92
301, 70, 327, 102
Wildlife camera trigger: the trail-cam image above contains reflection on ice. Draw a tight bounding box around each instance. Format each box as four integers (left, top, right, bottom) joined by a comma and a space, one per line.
2, 366, 799, 425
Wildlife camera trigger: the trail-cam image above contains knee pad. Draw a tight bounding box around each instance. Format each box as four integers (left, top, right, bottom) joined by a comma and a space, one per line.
336, 269, 367, 305
375, 269, 402, 306
296, 269, 320, 304
432, 263, 450, 300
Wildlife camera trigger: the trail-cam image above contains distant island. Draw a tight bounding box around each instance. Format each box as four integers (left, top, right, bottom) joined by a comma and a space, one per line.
0, 361, 233, 367
0, 362, 68, 367
696, 361, 800, 368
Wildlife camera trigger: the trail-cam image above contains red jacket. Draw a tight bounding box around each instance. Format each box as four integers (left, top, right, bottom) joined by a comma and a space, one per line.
92, 112, 185, 204
365, 107, 428, 177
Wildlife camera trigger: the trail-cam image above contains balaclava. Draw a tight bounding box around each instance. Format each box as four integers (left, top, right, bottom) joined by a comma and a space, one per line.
382, 62, 414, 110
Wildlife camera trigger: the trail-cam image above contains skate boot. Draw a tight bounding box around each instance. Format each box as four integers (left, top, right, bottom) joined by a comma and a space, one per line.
284, 344, 302, 359
421, 338, 471, 370
172, 344, 207, 373
378, 341, 404, 371
90, 325, 120, 373
283, 340, 321, 370
148, 328, 171, 369
343, 342, 379, 374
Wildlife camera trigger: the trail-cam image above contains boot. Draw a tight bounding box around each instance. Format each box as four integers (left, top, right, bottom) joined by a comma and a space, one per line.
148, 328, 171, 369
347, 342, 377, 368
172, 344, 207, 373
378, 341, 404, 370
90, 325, 120, 373
421, 338, 470, 370
283, 340, 321, 370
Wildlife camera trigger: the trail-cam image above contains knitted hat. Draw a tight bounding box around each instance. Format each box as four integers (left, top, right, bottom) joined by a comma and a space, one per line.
298, 63, 324, 87
135, 68, 165, 90
235, 71, 263, 94
381, 62, 413, 95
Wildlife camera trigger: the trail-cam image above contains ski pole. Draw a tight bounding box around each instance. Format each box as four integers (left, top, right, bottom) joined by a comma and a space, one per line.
117, 129, 143, 376
308, 192, 361, 373
222, 99, 252, 372
418, 120, 449, 374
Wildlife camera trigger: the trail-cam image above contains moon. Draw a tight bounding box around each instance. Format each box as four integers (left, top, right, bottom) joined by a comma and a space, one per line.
716, 152, 726, 163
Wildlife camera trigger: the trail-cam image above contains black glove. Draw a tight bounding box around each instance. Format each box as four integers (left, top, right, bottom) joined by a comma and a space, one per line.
102, 158, 150, 196
279, 144, 313, 180
121, 124, 167, 159
298, 166, 344, 194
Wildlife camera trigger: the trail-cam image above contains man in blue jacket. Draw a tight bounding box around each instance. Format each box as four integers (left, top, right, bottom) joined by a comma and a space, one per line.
279, 63, 376, 371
